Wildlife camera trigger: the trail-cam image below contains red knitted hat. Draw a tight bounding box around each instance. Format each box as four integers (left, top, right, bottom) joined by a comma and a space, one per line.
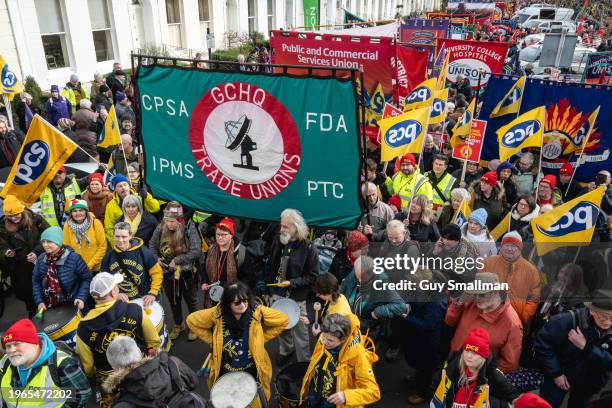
501, 230, 524, 250
463, 327, 490, 358
399, 153, 416, 167
481, 171, 498, 187
216, 218, 235, 236
88, 172, 105, 186
559, 162, 574, 176
514, 393, 552, 408
387, 195, 402, 210
2, 319, 39, 347
347, 230, 369, 252
540, 174, 557, 190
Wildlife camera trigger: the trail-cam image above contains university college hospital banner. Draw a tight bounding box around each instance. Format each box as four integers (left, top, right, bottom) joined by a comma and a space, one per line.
135, 64, 363, 228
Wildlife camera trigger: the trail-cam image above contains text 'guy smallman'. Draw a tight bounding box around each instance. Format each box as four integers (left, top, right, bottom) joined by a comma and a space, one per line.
373, 279, 509, 293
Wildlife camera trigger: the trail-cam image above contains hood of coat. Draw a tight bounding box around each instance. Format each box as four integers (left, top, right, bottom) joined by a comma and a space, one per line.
510, 202, 540, 222
102, 355, 175, 399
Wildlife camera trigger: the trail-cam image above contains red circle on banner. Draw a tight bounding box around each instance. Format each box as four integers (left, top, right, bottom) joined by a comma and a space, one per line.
189, 82, 301, 199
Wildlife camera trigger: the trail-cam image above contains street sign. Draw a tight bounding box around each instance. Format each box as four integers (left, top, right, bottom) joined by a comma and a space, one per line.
206, 32, 215, 49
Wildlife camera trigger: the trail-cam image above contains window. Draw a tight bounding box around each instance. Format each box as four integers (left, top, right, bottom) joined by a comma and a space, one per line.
285, 0, 294, 29
35, 0, 69, 69
248, 0, 256, 33
88, 0, 114, 62
198, 0, 211, 22
267, 0, 275, 30
166, 0, 181, 24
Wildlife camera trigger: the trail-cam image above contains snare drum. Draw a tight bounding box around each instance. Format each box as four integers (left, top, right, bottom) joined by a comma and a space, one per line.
276, 362, 309, 408
210, 371, 259, 408
33, 302, 81, 348
271, 298, 301, 330
131, 298, 170, 350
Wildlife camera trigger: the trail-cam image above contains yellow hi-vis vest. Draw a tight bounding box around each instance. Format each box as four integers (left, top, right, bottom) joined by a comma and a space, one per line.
39, 178, 81, 227
385, 170, 433, 208
429, 172, 457, 208
0, 351, 69, 408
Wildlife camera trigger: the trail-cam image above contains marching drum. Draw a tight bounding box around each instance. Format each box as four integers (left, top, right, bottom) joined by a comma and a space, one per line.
131, 298, 170, 350
271, 298, 301, 330
209, 285, 224, 303
210, 371, 259, 408
275, 362, 309, 408
33, 302, 80, 348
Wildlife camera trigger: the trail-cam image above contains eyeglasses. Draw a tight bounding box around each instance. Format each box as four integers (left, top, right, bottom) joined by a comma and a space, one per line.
232, 299, 248, 306
593, 311, 612, 322
517, 202, 529, 208
216, 232, 230, 238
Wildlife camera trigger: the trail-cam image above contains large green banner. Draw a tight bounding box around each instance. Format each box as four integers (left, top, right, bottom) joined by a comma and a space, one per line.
303, 0, 319, 29
135, 65, 363, 228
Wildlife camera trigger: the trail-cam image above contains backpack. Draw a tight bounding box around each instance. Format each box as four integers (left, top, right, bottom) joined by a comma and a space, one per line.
164, 356, 206, 408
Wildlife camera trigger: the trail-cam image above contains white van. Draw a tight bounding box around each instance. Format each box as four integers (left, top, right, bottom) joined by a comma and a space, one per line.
515, 6, 574, 24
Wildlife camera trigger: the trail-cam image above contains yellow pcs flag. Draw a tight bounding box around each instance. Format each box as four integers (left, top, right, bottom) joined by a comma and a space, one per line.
497, 106, 545, 162
429, 88, 448, 125
490, 212, 511, 241
436, 53, 450, 90
0, 115, 77, 205
379, 106, 430, 162
98, 104, 121, 148
563, 106, 600, 156
450, 98, 475, 148
404, 78, 436, 111
0, 53, 24, 99
490, 76, 525, 118
452, 199, 472, 228
531, 186, 605, 256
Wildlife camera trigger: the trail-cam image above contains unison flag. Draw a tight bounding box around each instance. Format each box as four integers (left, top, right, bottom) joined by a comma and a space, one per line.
0, 115, 77, 205
490, 76, 525, 118
97, 104, 121, 148
0, 53, 24, 99
379, 106, 430, 161
531, 187, 605, 256
450, 98, 475, 148
497, 106, 545, 162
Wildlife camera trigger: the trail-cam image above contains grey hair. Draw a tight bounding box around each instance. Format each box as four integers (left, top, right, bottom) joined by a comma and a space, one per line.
386, 219, 405, 233
280, 208, 309, 241
451, 188, 471, 202
354, 255, 375, 283
361, 182, 377, 194
321, 313, 351, 342
79, 99, 92, 109
106, 336, 142, 369
121, 195, 142, 214
114, 221, 133, 234
94, 72, 102, 81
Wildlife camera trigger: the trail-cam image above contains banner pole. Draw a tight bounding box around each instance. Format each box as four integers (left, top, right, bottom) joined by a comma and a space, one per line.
460, 158, 468, 187
2, 95, 15, 130
534, 110, 546, 199
516, 76, 526, 119
119, 138, 132, 188
474, 68, 484, 119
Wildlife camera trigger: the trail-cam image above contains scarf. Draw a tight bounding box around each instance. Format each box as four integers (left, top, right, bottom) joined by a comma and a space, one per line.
206, 240, 238, 283
84, 189, 111, 221
67, 216, 92, 246
124, 212, 142, 235
43, 247, 66, 308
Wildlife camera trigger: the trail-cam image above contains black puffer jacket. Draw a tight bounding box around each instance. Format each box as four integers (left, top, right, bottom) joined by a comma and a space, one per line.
0, 128, 25, 168
102, 352, 199, 407
469, 180, 506, 231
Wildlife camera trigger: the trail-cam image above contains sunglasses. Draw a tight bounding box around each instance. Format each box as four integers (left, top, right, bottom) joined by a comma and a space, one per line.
232, 298, 248, 306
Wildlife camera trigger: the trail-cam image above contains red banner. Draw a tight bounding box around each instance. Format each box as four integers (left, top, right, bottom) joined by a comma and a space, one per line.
396, 46, 429, 100
452, 119, 487, 163
436, 38, 509, 90
269, 31, 395, 96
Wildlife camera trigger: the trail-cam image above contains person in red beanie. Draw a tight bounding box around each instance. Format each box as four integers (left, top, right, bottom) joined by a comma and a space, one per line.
202, 217, 239, 305
1, 319, 92, 407
387, 194, 402, 213
537, 174, 563, 207
469, 171, 506, 230
81, 172, 113, 223
329, 230, 369, 284
431, 326, 519, 407
385, 153, 433, 208
557, 162, 582, 202
514, 393, 552, 408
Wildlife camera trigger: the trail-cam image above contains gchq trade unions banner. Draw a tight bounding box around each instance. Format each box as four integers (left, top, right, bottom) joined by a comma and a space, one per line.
480, 75, 611, 182
436, 38, 508, 90
135, 64, 363, 229
270, 30, 395, 96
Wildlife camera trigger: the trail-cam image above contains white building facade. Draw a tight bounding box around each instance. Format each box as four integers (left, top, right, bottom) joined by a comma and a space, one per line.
1, 0, 439, 90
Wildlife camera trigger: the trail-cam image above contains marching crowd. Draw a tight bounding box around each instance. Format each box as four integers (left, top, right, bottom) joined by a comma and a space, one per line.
0, 46, 612, 408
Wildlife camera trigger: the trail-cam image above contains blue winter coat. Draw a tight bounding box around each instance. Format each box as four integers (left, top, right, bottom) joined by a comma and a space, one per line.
45, 96, 72, 126
534, 308, 612, 391
32, 246, 92, 306
403, 298, 448, 369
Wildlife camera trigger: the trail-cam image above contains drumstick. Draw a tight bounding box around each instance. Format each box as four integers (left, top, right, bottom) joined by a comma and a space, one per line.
197, 353, 211, 377
266, 281, 290, 287
313, 302, 321, 327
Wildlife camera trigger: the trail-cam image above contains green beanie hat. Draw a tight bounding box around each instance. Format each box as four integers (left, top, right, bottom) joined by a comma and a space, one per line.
41, 226, 64, 247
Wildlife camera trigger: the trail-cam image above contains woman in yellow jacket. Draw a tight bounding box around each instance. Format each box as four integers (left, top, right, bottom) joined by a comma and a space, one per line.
301, 273, 353, 336
63, 198, 107, 273
300, 313, 380, 408
186, 281, 288, 403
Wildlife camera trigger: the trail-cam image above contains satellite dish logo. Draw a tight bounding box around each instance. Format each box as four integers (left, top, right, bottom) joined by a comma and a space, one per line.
501, 120, 540, 148
536, 202, 599, 237
189, 82, 301, 199
385, 120, 422, 147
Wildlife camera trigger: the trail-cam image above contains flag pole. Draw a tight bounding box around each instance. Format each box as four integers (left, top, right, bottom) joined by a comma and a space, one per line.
118, 136, 133, 188
2, 95, 15, 129
566, 106, 599, 196
534, 109, 546, 199
516, 76, 526, 119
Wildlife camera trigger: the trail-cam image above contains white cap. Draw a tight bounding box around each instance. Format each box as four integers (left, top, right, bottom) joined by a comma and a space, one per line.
90, 272, 123, 297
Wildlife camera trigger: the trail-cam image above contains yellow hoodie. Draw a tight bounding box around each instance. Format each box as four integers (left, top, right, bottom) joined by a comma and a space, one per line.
300, 314, 380, 408
186, 304, 288, 401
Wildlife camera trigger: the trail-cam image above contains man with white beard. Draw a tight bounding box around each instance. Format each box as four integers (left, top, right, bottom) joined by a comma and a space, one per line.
265, 209, 319, 365
0, 319, 92, 407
